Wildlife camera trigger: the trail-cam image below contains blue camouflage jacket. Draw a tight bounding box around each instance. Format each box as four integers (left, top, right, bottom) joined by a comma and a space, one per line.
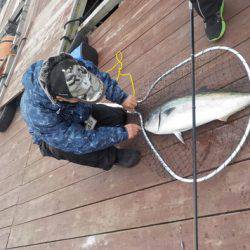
20, 46, 129, 154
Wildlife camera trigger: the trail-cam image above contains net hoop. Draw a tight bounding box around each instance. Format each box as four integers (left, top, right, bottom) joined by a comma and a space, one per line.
136, 46, 250, 183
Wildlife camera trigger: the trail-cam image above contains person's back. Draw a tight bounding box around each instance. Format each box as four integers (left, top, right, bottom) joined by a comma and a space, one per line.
21, 50, 141, 170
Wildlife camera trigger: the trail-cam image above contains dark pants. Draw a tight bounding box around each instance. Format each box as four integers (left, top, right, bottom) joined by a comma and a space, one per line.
39, 104, 127, 171
191, 0, 222, 19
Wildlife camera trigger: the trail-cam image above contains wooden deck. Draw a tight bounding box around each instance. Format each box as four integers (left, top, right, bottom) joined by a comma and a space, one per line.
0, 0, 250, 249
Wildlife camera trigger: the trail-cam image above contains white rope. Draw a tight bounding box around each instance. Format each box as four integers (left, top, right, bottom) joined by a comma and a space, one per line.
137, 46, 250, 183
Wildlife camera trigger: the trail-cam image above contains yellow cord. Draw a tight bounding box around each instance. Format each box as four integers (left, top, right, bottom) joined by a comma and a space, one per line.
106, 50, 136, 97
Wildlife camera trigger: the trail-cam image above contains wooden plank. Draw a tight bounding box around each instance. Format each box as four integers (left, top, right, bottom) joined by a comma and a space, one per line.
0, 124, 29, 182
10, 211, 250, 250
10, 159, 250, 245
14, 163, 161, 225
0, 188, 19, 212
33, 0, 51, 16
92, 0, 163, 54
0, 0, 75, 107
18, 163, 103, 204
104, 1, 248, 88
0, 133, 30, 171
0, 0, 38, 106
89, 0, 145, 45
0, 171, 23, 197
118, 3, 249, 91
23, 157, 68, 184
77, 0, 123, 35
0, 128, 29, 156
0, 227, 10, 250
122, 14, 250, 98
97, 1, 244, 75
0, 110, 26, 148
26, 144, 43, 167
0, 206, 15, 229
0, 155, 27, 182
96, 0, 186, 68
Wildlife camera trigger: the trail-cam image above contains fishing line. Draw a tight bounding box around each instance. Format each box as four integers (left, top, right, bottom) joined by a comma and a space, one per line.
189, 1, 198, 249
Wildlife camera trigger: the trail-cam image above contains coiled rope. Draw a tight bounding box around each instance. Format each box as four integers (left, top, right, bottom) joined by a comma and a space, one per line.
106, 50, 136, 97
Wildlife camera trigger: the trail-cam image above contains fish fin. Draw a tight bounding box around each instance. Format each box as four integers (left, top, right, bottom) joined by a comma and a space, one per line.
163, 107, 175, 116
218, 115, 230, 122
174, 132, 185, 144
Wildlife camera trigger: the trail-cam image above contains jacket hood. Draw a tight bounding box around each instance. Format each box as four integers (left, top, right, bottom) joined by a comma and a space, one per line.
22, 60, 52, 106
22, 53, 74, 107
38, 53, 74, 104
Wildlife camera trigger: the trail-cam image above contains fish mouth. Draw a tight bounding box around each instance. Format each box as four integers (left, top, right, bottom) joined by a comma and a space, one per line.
144, 112, 160, 133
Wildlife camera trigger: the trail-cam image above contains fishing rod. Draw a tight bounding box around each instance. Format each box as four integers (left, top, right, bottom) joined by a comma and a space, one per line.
189, 1, 199, 249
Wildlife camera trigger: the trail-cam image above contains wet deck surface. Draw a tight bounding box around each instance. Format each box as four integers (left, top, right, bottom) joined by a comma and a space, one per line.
0, 0, 250, 249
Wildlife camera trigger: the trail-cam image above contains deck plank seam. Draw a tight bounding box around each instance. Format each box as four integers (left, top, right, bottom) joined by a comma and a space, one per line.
17, 170, 105, 205
11, 157, 250, 227
0, 171, 24, 198
0, 127, 28, 149
0, 155, 31, 184
0, 205, 17, 215
22, 161, 71, 186
5, 139, 33, 250
91, 0, 147, 47
0, 225, 13, 231
5, 208, 250, 249
0, 125, 26, 149
122, 37, 250, 96
120, 7, 250, 92
96, 0, 186, 68
2, 153, 249, 215
98, 0, 188, 70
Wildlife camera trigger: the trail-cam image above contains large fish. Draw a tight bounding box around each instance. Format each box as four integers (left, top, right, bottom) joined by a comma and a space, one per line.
144, 91, 250, 143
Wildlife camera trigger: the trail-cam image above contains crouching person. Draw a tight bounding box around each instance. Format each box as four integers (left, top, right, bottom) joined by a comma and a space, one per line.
20, 46, 141, 170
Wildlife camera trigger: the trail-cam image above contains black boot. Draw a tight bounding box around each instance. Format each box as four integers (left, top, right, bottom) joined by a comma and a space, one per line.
204, 0, 226, 42
115, 149, 141, 168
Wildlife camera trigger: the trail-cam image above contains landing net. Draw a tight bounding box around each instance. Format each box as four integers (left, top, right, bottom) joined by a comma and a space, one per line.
128, 46, 250, 183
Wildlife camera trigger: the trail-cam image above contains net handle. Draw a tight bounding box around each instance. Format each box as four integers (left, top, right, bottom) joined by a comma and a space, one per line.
136, 46, 250, 183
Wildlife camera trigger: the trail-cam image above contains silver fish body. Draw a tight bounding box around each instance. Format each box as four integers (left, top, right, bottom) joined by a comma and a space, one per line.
144, 91, 250, 143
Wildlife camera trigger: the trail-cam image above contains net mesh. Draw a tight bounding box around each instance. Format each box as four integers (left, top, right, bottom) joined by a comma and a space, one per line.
125, 48, 249, 180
